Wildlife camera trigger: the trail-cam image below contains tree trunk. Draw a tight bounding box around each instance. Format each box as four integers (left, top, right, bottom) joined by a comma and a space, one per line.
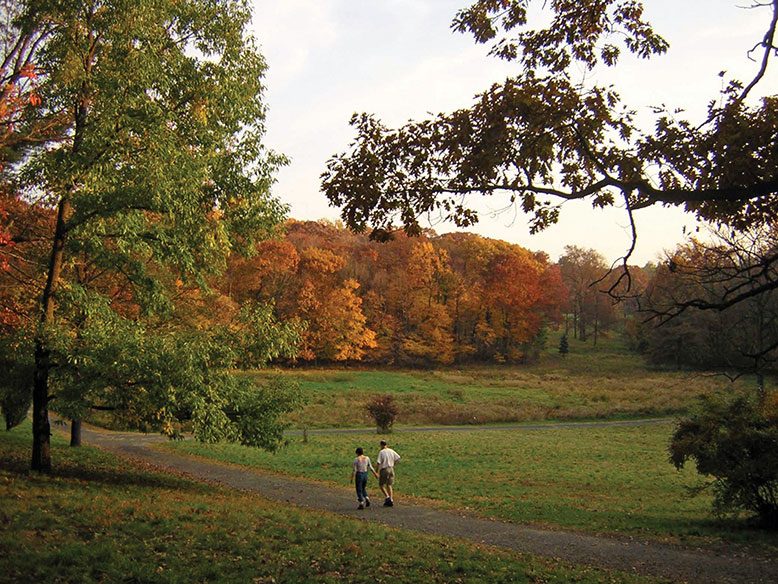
31, 197, 71, 472
31, 341, 52, 472
70, 419, 82, 447
572, 309, 579, 339
30, 65, 89, 471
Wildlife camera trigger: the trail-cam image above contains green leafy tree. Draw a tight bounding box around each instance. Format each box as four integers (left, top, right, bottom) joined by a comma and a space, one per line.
4, 0, 294, 471
322, 1, 778, 262
670, 392, 778, 527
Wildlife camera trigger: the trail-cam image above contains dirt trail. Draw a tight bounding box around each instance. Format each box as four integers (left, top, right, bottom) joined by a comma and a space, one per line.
70, 422, 778, 584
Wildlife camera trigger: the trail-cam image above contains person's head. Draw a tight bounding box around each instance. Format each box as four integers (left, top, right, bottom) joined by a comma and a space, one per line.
355, 447, 364, 456
380, 440, 387, 449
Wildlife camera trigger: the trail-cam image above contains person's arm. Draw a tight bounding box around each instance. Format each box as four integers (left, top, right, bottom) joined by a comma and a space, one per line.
368, 457, 378, 478
350, 460, 356, 483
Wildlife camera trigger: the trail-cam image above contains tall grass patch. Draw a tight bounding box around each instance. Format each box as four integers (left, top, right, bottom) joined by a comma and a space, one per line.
245, 337, 761, 427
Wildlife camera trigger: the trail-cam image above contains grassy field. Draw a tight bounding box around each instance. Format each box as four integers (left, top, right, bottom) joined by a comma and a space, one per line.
163, 421, 778, 553
1, 424, 659, 584
246, 336, 764, 428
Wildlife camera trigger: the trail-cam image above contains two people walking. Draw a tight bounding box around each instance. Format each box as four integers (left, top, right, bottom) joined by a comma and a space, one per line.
350, 439, 400, 509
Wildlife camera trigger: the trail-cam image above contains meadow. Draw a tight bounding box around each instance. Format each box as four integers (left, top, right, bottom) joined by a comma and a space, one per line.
247, 337, 763, 428
166, 336, 778, 554
164, 421, 776, 553
0, 423, 657, 584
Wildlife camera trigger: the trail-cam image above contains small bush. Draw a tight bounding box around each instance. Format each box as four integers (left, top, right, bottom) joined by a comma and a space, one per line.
669, 392, 778, 527
365, 394, 399, 434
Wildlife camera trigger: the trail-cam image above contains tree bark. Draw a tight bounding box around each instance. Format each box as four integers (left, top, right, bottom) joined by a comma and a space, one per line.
31, 197, 71, 472
31, 341, 51, 472
70, 419, 82, 447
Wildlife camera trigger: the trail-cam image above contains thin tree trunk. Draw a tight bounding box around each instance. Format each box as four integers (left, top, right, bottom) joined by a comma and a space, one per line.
31, 342, 51, 472
573, 308, 580, 339
30, 53, 91, 470
31, 197, 71, 472
70, 419, 82, 447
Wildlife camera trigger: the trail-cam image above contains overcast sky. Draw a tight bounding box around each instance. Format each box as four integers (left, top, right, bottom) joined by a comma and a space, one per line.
250, 1, 776, 265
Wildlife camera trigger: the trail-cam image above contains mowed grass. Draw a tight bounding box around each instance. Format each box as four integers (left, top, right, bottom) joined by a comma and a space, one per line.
1, 423, 659, 584
164, 422, 778, 553
246, 336, 764, 428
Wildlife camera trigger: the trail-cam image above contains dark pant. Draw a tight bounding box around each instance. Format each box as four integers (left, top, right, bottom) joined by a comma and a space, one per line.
355, 471, 369, 502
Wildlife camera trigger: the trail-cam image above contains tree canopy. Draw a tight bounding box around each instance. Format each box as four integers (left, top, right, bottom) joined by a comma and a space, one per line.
322, 0, 778, 257
1, 0, 298, 471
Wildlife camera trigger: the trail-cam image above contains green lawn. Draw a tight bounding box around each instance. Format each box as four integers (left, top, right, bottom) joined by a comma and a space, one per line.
163, 421, 778, 553
246, 336, 764, 428
1, 423, 658, 584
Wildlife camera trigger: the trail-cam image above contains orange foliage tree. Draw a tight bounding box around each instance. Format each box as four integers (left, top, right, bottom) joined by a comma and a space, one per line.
228, 221, 568, 366
293, 247, 377, 362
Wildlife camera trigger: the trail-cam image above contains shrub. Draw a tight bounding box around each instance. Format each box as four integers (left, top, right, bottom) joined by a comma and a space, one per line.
365, 394, 399, 434
669, 392, 778, 527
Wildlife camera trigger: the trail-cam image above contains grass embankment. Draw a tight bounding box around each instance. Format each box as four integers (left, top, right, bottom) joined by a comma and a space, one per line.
2, 423, 657, 583
246, 337, 762, 428
165, 422, 778, 553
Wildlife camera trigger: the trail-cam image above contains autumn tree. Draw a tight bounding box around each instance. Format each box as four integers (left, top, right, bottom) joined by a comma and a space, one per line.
223, 238, 300, 305
292, 247, 377, 362
647, 228, 778, 526
437, 232, 499, 360
436, 232, 564, 363
3, 0, 297, 472
0, 0, 64, 270
220, 220, 565, 366
558, 246, 616, 344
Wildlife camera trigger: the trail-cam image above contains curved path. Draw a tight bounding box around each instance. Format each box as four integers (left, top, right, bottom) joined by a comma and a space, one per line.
67, 422, 778, 584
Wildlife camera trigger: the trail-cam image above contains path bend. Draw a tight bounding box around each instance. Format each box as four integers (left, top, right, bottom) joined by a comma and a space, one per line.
69, 422, 778, 584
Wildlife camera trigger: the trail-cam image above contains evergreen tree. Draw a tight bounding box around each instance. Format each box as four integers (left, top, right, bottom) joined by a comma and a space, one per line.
558, 334, 569, 357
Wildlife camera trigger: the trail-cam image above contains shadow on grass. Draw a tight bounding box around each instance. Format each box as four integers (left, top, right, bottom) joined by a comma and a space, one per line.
0, 445, 209, 495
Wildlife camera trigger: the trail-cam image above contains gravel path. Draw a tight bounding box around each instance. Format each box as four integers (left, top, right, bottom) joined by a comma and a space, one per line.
71, 422, 778, 584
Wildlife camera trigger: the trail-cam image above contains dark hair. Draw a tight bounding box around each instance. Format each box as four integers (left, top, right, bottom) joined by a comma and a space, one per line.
380, 440, 387, 446
355, 447, 364, 455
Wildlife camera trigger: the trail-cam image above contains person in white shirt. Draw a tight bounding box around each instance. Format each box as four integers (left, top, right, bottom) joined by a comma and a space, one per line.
376, 439, 401, 507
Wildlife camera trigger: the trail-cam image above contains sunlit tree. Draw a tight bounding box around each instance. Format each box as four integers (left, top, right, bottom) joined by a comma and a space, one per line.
3, 0, 296, 471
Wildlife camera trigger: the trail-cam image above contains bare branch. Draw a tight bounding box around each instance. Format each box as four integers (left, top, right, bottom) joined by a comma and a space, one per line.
740, 0, 778, 100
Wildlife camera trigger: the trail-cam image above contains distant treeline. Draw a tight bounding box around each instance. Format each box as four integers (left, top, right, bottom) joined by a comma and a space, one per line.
220, 220, 637, 365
